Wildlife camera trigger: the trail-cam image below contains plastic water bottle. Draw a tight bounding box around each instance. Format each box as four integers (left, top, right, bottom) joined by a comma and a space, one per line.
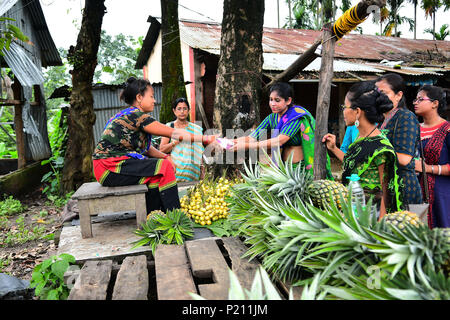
347, 174, 365, 216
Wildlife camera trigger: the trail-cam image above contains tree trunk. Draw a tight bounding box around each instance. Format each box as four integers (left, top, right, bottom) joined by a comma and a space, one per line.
313, 24, 335, 180
62, 0, 106, 194
213, 0, 264, 175
160, 0, 187, 124
413, 2, 417, 39
432, 12, 436, 40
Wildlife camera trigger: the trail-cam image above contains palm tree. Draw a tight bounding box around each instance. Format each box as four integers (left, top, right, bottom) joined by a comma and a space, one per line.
287, 0, 320, 30
288, 0, 316, 29
383, 0, 414, 37
425, 23, 450, 39
422, 0, 441, 39
407, 0, 418, 39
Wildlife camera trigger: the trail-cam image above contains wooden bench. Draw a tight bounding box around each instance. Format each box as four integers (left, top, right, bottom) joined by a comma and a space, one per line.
72, 182, 148, 238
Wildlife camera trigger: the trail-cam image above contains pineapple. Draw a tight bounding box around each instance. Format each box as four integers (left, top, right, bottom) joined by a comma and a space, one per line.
147, 209, 164, 220
306, 179, 348, 211
384, 211, 421, 229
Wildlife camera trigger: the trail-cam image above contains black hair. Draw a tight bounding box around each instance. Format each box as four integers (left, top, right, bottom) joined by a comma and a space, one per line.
269, 82, 294, 106
172, 97, 190, 110
347, 80, 393, 124
120, 77, 151, 105
375, 73, 407, 108
418, 85, 449, 118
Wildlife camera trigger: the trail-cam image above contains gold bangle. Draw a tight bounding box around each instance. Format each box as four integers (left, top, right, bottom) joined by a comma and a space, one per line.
438, 165, 442, 176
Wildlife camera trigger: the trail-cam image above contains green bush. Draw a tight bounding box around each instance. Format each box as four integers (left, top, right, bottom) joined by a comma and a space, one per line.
0, 195, 26, 216
30, 253, 76, 300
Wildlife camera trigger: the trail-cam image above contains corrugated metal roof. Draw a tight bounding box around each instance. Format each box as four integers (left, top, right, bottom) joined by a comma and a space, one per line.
364, 63, 445, 76
0, 0, 18, 16
203, 48, 383, 73
2, 41, 45, 86
178, 21, 450, 63
25, 0, 62, 67
1, 0, 62, 67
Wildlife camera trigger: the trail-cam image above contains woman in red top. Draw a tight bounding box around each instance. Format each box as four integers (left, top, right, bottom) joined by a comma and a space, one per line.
414, 85, 450, 228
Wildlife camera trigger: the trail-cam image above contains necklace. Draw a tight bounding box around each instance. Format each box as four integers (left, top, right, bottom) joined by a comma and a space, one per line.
175, 119, 189, 128
364, 126, 377, 139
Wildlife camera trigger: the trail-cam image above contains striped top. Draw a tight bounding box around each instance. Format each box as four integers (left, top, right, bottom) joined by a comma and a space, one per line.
420, 121, 450, 171
250, 112, 303, 146
420, 122, 446, 140
167, 121, 204, 182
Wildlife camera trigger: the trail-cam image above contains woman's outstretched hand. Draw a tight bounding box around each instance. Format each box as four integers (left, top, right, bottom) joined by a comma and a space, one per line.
322, 133, 337, 151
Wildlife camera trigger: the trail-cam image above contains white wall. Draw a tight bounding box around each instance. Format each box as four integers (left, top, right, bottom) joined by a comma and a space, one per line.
145, 30, 196, 113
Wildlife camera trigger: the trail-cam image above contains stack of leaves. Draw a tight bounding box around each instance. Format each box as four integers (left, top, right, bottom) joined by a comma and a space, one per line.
132, 209, 194, 252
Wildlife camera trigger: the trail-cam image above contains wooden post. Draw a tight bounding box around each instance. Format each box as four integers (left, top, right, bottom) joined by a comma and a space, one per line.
11, 81, 26, 169
313, 24, 336, 180
193, 53, 210, 130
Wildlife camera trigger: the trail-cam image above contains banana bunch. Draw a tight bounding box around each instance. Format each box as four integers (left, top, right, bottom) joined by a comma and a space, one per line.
180, 174, 243, 226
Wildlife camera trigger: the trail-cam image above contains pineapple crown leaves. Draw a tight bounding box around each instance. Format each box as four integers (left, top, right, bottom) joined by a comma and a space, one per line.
131, 209, 194, 251
360, 221, 450, 288
188, 266, 285, 300
324, 261, 450, 300
240, 147, 312, 201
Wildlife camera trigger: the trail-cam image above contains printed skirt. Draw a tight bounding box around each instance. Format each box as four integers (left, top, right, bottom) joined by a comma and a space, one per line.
93, 156, 180, 213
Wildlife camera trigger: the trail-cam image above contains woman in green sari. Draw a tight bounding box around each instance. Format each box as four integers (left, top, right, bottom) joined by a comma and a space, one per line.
233, 82, 333, 178
323, 81, 403, 219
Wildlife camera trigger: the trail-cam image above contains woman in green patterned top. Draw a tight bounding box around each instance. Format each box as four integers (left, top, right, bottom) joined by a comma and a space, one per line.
323, 81, 404, 219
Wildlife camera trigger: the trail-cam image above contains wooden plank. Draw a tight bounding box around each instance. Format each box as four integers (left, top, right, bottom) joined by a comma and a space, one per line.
112, 255, 148, 300
134, 193, 147, 228
72, 182, 148, 200
154, 244, 197, 300
77, 199, 93, 238
12, 81, 26, 169
185, 239, 229, 300
87, 194, 142, 216
221, 237, 260, 291
68, 260, 113, 300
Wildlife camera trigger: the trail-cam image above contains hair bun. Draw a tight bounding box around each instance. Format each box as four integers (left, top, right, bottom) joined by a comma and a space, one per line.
375, 90, 394, 114
126, 77, 137, 85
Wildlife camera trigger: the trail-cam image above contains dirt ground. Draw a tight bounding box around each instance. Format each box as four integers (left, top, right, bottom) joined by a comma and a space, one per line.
0, 185, 64, 281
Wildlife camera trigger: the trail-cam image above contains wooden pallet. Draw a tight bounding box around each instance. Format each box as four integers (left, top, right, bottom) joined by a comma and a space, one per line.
67, 237, 300, 300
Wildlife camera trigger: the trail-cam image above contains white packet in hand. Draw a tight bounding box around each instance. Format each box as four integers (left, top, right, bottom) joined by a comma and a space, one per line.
216, 137, 234, 149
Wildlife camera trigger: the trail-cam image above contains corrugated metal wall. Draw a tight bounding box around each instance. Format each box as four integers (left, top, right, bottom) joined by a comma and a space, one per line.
1, 0, 52, 161
92, 84, 162, 144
